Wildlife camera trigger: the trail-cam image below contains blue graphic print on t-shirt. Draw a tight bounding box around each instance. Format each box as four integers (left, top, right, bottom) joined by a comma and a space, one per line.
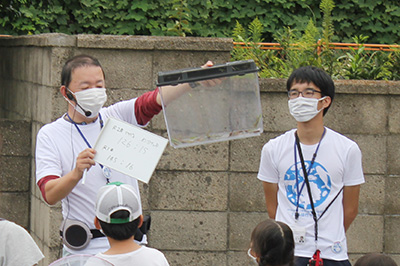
284, 161, 331, 210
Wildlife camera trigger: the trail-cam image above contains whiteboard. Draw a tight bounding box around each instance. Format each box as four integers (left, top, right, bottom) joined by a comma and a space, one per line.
93, 117, 168, 183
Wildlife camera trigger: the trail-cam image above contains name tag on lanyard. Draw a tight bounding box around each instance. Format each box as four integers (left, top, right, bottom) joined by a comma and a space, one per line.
291, 223, 307, 245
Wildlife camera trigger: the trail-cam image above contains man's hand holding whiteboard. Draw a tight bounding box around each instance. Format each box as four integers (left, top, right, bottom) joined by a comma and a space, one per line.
93, 117, 168, 183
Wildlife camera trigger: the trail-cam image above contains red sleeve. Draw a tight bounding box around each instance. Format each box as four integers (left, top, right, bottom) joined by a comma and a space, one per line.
134, 88, 163, 125
37, 175, 59, 204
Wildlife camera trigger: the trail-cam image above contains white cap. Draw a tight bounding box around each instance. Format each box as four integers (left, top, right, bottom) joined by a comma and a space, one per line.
95, 182, 142, 224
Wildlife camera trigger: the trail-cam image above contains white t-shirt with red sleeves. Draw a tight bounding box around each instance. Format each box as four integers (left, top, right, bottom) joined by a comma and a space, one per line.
257, 127, 365, 260
36, 99, 144, 255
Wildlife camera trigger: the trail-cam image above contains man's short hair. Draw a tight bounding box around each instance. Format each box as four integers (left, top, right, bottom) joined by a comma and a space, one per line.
61, 54, 104, 87
286, 66, 335, 115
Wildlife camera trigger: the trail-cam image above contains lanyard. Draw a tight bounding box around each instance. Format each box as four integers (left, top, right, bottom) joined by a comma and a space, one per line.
65, 113, 110, 183
294, 128, 326, 220
294, 129, 344, 243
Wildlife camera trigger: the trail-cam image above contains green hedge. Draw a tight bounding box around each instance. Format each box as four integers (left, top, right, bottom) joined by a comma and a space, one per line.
1, 0, 399, 44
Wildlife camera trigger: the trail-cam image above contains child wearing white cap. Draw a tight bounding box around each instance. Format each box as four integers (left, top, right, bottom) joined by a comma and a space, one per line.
86, 182, 169, 266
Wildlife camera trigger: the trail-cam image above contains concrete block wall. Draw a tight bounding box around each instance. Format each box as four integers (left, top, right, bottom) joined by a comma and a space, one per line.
1, 34, 400, 265
0, 119, 31, 227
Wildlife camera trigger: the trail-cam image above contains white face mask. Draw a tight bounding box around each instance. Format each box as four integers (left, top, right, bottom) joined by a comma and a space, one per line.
247, 248, 258, 265
68, 88, 107, 118
288, 96, 326, 122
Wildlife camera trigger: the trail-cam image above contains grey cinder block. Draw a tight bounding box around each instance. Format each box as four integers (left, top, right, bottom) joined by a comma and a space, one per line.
347, 215, 383, 253
385, 216, 400, 253
150, 171, 228, 211
229, 212, 268, 250
149, 211, 227, 251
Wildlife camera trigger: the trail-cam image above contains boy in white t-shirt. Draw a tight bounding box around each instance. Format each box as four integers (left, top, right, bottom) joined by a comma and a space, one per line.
85, 182, 169, 266
257, 66, 364, 266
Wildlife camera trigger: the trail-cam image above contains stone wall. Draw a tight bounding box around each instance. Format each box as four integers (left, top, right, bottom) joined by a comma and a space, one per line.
0, 33, 400, 265
0, 120, 31, 227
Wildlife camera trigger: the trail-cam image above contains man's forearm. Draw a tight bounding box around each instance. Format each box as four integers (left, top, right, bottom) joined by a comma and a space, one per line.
44, 169, 82, 205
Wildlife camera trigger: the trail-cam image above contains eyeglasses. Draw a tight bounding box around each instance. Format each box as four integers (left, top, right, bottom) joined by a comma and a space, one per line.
288, 88, 322, 99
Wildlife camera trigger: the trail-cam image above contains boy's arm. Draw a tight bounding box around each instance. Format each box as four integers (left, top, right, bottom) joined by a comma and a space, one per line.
262, 181, 279, 219
343, 184, 361, 232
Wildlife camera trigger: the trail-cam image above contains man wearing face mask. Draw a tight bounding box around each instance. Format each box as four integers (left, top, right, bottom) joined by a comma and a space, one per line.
35, 54, 213, 256
257, 66, 364, 266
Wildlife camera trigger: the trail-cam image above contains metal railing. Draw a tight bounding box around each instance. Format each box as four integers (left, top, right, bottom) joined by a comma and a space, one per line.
233, 41, 400, 52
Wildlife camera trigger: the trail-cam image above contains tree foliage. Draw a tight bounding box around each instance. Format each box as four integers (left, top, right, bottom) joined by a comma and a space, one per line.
1, 0, 400, 44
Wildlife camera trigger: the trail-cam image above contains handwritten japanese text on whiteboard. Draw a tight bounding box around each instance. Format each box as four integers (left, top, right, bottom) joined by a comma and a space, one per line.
93, 117, 168, 183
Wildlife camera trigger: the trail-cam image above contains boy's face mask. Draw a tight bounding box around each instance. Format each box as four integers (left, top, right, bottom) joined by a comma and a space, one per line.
68, 87, 107, 118
288, 96, 326, 122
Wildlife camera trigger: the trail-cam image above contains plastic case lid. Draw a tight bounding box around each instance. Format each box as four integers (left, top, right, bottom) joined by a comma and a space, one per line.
157, 59, 259, 86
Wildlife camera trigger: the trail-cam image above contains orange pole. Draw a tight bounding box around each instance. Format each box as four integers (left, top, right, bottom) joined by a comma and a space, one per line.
233, 41, 400, 52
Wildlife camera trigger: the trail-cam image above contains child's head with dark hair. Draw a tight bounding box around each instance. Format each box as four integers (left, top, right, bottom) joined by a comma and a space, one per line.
354, 253, 398, 266
286, 66, 335, 115
98, 210, 141, 240
95, 182, 142, 241
249, 219, 294, 266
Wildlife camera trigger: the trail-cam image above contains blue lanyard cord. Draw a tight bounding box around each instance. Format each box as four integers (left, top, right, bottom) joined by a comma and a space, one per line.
65, 112, 104, 148
65, 113, 109, 183
294, 128, 326, 220
293, 128, 345, 243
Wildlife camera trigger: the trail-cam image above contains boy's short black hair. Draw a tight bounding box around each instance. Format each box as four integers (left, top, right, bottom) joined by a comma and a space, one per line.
286, 66, 335, 115
99, 210, 140, 241
61, 54, 105, 87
